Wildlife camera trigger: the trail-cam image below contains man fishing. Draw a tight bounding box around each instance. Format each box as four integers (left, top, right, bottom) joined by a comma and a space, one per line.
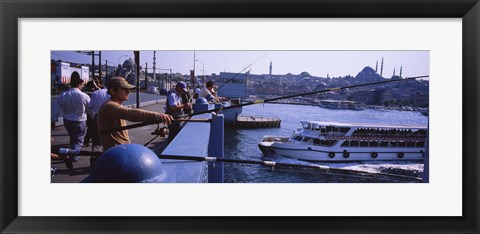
165, 81, 192, 142
199, 81, 228, 103
97, 77, 173, 151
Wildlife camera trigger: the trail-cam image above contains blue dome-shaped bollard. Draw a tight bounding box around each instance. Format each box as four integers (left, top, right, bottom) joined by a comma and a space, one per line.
194, 97, 212, 113
82, 144, 168, 183
195, 97, 208, 104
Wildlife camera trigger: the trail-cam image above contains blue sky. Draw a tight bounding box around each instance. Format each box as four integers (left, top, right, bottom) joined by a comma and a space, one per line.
51, 50, 429, 78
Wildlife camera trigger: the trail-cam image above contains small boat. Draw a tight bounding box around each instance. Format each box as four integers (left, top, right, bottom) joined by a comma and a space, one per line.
258, 121, 427, 162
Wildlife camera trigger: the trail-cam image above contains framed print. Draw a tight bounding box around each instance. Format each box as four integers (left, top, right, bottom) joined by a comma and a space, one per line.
1, 0, 479, 233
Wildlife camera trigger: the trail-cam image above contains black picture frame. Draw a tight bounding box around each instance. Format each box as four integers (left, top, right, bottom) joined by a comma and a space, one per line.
1, 0, 478, 233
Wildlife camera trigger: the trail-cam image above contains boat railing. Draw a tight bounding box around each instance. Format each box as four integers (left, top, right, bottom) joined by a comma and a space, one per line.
319, 132, 347, 137
334, 134, 426, 141
351, 133, 427, 138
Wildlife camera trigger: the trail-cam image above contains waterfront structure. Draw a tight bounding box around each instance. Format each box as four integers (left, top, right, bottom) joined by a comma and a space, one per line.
226, 116, 281, 128
259, 121, 427, 162
351, 90, 376, 104
217, 72, 247, 98
319, 99, 365, 110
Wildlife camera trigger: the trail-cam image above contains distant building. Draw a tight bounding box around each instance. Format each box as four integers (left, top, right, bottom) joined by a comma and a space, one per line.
352, 90, 376, 105
217, 72, 247, 98
379, 92, 394, 104
354, 66, 383, 82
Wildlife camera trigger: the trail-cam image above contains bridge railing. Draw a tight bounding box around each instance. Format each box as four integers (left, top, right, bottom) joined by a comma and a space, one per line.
160, 103, 224, 183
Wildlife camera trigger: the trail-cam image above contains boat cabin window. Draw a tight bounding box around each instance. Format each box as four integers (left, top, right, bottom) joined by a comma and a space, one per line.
398, 141, 406, 147
302, 137, 310, 142
291, 135, 303, 141
379, 141, 388, 147
370, 141, 379, 147
314, 125, 320, 130
350, 141, 359, 147
390, 141, 398, 147
416, 141, 425, 147
360, 141, 368, 147
407, 141, 415, 147
339, 128, 349, 133
302, 123, 310, 129
313, 138, 335, 147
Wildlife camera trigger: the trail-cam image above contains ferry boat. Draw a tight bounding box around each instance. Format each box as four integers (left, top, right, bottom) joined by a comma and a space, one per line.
258, 121, 427, 161
319, 100, 365, 111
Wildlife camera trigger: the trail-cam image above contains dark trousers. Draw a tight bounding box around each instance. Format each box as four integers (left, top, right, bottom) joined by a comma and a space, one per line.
63, 119, 86, 150
91, 115, 102, 151
167, 121, 182, 143
84, 114, 94, 144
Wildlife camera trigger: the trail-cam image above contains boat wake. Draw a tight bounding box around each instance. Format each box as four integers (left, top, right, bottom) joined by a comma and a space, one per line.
262, 154, 424, 179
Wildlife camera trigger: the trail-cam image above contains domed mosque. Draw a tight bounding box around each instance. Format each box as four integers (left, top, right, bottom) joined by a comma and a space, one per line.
354, 66, 384, 82
115, 58, 137, 85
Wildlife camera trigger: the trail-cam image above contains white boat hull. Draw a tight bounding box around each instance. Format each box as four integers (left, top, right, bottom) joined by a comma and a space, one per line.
259, 136, 425, 162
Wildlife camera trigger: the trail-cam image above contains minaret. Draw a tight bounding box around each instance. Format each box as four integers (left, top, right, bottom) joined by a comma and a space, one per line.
393, 68, 396, 77
375, 61, 378, 73
400, 65, 403, 77
380, 57, 384, 77
269, 61, 272, 76
153, 51, 156, 81
327, 73, 330, 79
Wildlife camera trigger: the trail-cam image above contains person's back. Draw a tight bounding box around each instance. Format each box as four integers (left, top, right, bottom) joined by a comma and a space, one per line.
88, 87, 111, 153
90, 88, 110, 115
51, 71, 91, 169
54, 88, 90, 122
198, 87, 215, 102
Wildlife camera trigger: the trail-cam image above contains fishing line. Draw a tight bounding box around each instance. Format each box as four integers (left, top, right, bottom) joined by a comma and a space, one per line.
57, 148, 422, 182
216, 54, 267, 92
101, 75, 429, 135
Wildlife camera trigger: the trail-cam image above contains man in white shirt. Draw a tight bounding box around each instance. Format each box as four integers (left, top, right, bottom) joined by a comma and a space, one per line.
165, 81, 191, 142
51, 72, 92, 169
199, 81, 228, 103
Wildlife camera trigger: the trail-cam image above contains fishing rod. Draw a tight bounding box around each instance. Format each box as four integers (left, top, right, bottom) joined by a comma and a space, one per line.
57, 148, 422, 182
215, 54, 267, 92
100, 75, 429, 135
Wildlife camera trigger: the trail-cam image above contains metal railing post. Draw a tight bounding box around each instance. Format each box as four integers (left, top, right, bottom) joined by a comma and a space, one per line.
208, 113, 224, 183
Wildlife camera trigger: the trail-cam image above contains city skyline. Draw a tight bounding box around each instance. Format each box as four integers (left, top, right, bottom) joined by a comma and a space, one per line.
51, 50, 429, 78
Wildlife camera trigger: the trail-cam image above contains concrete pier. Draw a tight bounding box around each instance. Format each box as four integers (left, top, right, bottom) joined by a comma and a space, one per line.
226, 116, 281, 128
